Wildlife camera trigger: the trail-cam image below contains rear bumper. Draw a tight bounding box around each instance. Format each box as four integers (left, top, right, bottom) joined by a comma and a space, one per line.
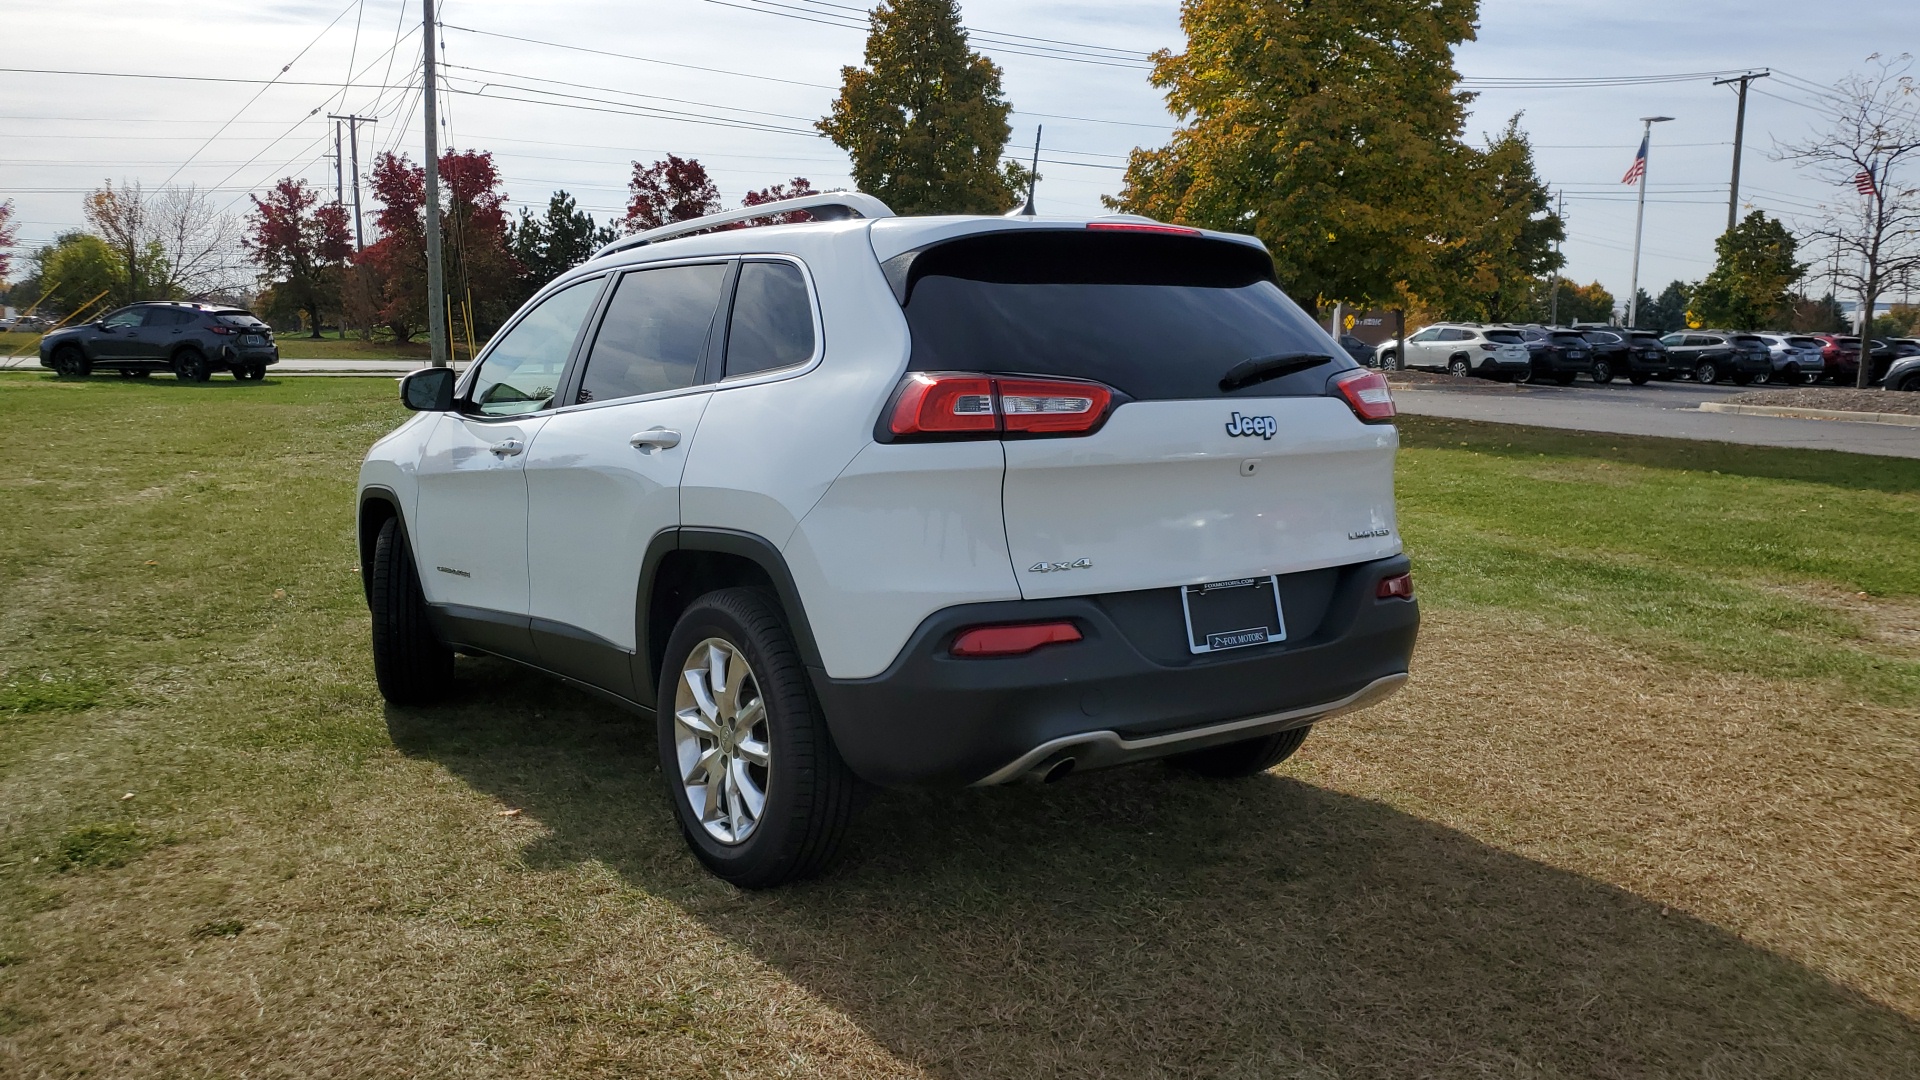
812, 555, 1419, 788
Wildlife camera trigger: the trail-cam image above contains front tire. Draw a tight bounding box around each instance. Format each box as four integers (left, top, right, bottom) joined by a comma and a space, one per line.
368, 516, 454, 705
657, 588, 860, 888
1629, 372, 1650, 385
51, 346, 91, 378
1447, 356, 1471, 378
1168, 725, 1312, 778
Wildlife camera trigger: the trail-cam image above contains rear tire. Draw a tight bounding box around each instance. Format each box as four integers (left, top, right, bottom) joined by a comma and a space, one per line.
1168, 725, 1312, 779
657, 587, 861, 888
1447, 356, 1470, 378
1694, 360, 1719, 385
51, 346, 90, 378
1629, 373, 1650, 385
173, 348, 210, 382
1591, 360, 1614, 384
368, 516, 454, 705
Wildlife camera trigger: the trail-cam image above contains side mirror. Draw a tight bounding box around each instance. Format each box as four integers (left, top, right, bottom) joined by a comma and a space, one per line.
400, 367, 456, 412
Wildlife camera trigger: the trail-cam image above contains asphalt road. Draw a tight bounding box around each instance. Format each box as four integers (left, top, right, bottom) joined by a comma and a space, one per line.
1394, 377, 1920, 460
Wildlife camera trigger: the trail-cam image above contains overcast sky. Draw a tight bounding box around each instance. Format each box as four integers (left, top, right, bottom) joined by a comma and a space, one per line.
1, 0, 1904, 308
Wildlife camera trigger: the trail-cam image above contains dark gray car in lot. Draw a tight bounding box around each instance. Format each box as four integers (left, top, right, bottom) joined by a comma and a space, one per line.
1658, 330, 1771, 385
38, 302, 278, 381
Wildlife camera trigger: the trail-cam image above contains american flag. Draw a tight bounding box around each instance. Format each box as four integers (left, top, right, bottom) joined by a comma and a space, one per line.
1854, 169, 1879, 197
1622, 135, 1648, 185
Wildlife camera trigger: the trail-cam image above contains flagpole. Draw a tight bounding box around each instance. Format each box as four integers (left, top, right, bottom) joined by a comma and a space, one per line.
1626, 115, 1674, 329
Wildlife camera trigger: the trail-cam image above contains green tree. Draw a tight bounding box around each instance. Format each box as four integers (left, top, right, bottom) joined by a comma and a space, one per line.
511, 190, 616, 298
25, 231, 120, 320
1788, 292, 1848, 333
1688, 211, 1806, 330
1106, 0, 1480, 309
818, 0, 1027, 214
1434, 116, 1565, 321
1639, 280, 1692, 332
1554, 280, 1616, 325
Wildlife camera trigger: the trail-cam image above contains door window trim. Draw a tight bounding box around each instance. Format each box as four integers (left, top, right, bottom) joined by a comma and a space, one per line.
454, 272, 611, 422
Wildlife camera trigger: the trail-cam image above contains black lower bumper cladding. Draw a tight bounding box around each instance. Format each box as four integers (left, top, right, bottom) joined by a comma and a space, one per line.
813, 555, 1419, 788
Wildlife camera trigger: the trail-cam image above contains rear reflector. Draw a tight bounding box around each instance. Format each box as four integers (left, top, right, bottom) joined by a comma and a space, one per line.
887, 373, 1116, 438
1377, 573, 1414, 600
1085, 220, 1203, 237
951, 621, 1083, 657
1333, 368, 1396, 422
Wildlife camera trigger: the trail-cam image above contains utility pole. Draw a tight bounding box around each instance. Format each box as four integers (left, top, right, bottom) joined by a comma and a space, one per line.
1548, 189, 1564, 325
1626, 115, 1675, 329
327, 114, 378, 251
333, 120, 345, 207
421, 0, 447, 369
1017, 125, 1041, 215
1712, 71, 1770, 233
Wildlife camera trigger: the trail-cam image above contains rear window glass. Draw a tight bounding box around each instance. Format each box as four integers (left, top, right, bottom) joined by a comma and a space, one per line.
215, 310, 264, 326
1483, 330, 1525, 344
1550, 332, 1586, 345
898, 230, 1353, 400
1787, 337, 1821, 347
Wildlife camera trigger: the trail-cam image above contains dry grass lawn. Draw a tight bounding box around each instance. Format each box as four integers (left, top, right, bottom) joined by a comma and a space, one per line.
1, 374, 1916, 1077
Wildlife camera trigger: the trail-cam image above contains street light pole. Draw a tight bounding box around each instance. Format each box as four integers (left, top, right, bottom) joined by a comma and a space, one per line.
1626, 115, 1675, 329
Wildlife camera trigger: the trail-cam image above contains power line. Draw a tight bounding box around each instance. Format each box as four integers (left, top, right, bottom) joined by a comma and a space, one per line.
439, 23, 835, 90
442, 62, 823, 125
693, 0, 1155, 69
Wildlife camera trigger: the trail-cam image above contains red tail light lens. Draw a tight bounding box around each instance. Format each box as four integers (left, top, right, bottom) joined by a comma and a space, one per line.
1334, 369, 1396, 422
887, 373, 1116, 439
888, 373, 998, 436
206, 324, 234, 335
951, 621, 1083, 657
1086, 220, 1202, 236
1377, 573, 1414, 600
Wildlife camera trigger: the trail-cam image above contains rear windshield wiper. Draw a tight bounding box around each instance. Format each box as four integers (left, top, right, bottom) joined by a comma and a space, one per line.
1218, 352, 1334, 392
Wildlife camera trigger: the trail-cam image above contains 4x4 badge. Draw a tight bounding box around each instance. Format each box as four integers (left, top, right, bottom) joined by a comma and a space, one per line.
1225, 412, 1277, 440
1028, 558, 1093, 573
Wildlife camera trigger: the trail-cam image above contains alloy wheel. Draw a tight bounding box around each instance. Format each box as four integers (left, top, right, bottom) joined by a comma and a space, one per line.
673, 637, 772, 845
1448, 358, 1470, 378
1695, 361, 1718, 385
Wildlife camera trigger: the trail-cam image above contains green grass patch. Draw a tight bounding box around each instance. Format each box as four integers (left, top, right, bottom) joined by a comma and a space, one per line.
0, 669, 107, 716
1398, 415, 1920, 703
49, 822, 143, 872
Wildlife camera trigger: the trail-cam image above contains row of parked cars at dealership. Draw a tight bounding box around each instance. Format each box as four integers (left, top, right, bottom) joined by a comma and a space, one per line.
1342, 324, 1920, 389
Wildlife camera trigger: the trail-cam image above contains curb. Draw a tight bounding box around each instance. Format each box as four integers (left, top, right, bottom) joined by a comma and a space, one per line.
1698, 402, 1920, 427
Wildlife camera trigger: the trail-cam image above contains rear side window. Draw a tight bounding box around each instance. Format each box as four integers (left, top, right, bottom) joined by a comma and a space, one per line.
577, 263, 728, 404
724, 261, 814, 378
898, 230, 1352, 400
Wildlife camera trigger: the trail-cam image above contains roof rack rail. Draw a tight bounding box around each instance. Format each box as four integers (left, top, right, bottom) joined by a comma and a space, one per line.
591, 190, 894, 260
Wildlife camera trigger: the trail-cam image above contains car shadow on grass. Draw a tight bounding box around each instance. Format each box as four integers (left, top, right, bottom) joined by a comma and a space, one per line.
388, 657, 1920, 1077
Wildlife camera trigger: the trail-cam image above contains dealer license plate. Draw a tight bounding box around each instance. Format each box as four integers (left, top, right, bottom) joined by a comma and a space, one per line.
242, 334, 265, 346
1180, 576, 1286, 655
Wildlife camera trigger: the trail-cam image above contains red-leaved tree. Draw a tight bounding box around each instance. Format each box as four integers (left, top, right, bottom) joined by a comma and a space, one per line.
739, 177, 820, 225
244, 179, 352, 337
625, 155, 721, 232
361, 149, 519, 344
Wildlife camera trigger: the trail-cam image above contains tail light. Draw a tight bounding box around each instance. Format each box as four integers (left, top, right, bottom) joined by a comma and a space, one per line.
1377, 573, 1414, 600
1333, 369, 1395, 422
951, 621, 1082, 657
207, 324, 234, 336
1478, 343, 1497, 351
886, 373, 1116, 439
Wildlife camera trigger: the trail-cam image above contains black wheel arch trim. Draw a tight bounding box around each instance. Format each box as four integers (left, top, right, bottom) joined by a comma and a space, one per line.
635, 527, 826, 699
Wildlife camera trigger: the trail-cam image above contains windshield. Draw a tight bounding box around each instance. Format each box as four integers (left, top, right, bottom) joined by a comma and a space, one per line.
901, 230, 1352, 400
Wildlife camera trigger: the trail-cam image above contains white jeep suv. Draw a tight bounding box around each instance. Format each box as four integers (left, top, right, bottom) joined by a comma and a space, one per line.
358, 192, 1419, 886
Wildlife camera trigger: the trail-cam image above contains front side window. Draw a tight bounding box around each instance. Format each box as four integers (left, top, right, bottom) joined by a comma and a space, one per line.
101, 307, 143, 330
577, 263, 729, 404
1409, 328, 1443, 342
468, 278, 601, 416
724, 261, 815, 378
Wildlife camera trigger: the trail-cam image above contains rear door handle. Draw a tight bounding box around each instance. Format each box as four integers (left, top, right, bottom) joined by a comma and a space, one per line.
630, 428, 681, 451
489, 438, 525, 458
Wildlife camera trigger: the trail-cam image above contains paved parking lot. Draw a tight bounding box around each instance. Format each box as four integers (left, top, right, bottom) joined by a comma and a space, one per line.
1395, 377, 1920, 459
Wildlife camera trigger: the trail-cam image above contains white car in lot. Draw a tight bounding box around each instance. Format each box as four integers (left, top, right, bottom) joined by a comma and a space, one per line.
357, 193, 1420, 886
1378, 323, 1533, 381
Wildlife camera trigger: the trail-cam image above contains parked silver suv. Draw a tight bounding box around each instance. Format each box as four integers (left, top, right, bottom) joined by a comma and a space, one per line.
1377, 323, 1532, 381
